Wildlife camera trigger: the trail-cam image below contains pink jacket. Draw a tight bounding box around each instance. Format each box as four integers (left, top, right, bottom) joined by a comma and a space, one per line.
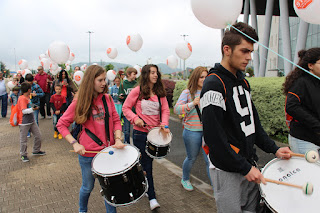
122, 86, 170, 133
57, 94, 121, 157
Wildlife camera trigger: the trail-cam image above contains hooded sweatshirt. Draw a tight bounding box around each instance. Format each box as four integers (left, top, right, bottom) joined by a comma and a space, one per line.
118, 79, 137, 104
200, 63, 279, 176
57, 93, 122, 157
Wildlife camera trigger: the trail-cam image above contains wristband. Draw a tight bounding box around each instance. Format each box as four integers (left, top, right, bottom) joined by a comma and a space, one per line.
70, 140, 78, 145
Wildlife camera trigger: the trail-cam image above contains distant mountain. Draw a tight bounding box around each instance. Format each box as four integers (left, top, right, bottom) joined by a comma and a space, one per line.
72, 61, 189, 74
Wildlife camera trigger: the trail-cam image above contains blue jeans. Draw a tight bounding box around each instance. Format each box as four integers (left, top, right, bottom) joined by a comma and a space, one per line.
53, 114, 62, 132
122, 116, 131, 144
182, 129, 211, 182
289, 134, 320, 155
33, 109, 39, 126
78, 155, 116, 213
133, 130, 155, 200
0, 93, 8, 117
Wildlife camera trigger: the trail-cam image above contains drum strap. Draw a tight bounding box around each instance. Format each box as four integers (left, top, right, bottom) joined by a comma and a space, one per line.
158, 96, 162, 123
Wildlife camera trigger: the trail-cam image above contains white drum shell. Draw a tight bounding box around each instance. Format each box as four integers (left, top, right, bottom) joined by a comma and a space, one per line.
260, 157, 320, 213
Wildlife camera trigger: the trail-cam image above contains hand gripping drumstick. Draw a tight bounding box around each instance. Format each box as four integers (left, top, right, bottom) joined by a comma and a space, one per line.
264, 178, 313, 195
290, 150, 319, 163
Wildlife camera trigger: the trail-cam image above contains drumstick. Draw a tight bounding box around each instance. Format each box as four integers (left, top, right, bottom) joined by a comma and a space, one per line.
265, 178, 313, 195
290, 150, 319, 163
69, 150, 114, 154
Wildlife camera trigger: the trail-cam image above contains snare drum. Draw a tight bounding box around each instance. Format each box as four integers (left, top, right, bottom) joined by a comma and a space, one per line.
260, 157, 320, 213
146, 127, 172, 159
91, 145, 148, 207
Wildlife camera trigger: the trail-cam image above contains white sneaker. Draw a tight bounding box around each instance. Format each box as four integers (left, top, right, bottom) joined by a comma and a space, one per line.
46, 116, 52, 119
149, 199, 160, 210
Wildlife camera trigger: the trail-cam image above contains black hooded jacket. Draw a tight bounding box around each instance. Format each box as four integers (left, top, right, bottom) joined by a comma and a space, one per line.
200, 63, 279, 176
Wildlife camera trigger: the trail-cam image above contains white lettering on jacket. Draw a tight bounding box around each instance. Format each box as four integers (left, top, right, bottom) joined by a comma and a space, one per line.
200, 91, 226, 111
233, 86, 255, 137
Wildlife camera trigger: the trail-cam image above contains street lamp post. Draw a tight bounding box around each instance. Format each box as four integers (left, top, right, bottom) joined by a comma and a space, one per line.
180, 34, 189, 79
86, 31, 94, 64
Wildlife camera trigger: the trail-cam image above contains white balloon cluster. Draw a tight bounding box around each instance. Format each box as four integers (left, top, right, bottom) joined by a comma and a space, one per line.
18, 59, 28, 70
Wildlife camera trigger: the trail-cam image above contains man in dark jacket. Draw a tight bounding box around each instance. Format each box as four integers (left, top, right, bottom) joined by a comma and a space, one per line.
200, 22, 292, 213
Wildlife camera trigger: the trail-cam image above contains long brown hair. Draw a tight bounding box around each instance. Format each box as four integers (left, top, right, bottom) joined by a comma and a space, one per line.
75, 65, 108, 124
138, 64, 166, 100
283, 48, 320, 95
187, 66, 208, 99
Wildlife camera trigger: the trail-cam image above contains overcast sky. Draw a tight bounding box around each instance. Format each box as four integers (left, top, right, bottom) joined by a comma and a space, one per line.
0, 0, 229, 71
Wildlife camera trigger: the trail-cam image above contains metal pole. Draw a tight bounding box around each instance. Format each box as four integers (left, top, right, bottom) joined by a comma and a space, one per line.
294, 19, 309, 65
180, 34, 189, 79
243, 0, 250, 24
86, 31, 94, 64
279, 0, 292, 76
250, 0, 259, 76
258, 0, 274, 77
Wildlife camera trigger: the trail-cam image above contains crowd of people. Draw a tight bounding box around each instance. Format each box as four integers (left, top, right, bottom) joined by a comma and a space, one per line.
1, 21, 320, 213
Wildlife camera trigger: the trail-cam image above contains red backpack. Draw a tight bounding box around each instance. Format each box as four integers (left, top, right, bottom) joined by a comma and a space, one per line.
285, 92, 300, 129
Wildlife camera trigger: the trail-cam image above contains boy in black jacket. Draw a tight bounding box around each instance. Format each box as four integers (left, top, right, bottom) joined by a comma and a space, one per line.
200, 22, 292, 213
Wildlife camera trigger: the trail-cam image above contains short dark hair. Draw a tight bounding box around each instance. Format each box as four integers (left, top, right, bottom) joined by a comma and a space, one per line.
20, 82, 31, 94
12, 86, 20, 92
221, 22, 258, 56
25, 73, 34, 82
54, 84, 62, 89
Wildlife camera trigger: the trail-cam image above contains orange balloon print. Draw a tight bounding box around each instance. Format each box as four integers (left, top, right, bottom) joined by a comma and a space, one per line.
188, 43, 192, 52
166, 59, 168, 65
75, 75, 81, 81
107, 48, 112, 54
295, 0, 312, 9
18, 60, 22, 65
126, 36, 131, 45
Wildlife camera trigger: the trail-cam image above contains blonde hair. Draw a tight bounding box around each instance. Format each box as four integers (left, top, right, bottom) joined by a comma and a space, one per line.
187, 66, 208, 99
75, 65, 107, 124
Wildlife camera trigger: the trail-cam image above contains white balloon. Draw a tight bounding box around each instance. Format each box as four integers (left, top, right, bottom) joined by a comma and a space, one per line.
191, 0, 243, 29
294, 1, 320, 25
41, 58, 51, 70
66, 65, 70, 71
18, 59, 28, 70
92, 63, 98, 65
48, 41, 70, 64
69, 52, 75, 61
175, 40, 192, 60
22, 69, 32, 78
58, 67, 62, 72
81, 64, 87, 71
126, 33, 143, 52
166, 55, 178, 69
133, 65, 141, 78
50, 62, 58, 71
17, 70, 22, 74
74, 71, 84, 85
7, 81, 15, 90
107, 70, 117, 81
50, 68, 60, 76
106, 47, 118, 59
39, 54, 46, 61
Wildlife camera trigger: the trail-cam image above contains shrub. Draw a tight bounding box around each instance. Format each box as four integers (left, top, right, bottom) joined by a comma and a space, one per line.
162, 79, 176, 108
172, 80, 188, 107
247, 77, 288, 143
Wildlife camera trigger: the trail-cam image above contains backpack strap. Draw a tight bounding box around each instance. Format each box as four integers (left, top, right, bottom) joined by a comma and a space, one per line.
102, 95, 110, 143
207, 73, 227, 102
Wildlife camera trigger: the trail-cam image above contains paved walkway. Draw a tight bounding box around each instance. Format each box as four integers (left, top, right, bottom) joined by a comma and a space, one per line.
0, 116, 216, 213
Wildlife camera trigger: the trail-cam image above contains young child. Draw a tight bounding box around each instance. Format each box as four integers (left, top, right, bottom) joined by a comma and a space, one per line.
9, 86, 20, 110
50, 84, 67, 139
109, 76, 122, 117
17, 82, 46, 162
118, 67, 137, 143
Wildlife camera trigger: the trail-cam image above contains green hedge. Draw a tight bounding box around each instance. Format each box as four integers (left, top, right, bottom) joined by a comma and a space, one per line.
172, 77, 288, 143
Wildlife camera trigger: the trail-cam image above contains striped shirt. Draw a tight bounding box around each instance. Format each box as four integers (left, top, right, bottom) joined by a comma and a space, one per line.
174, 89, 202, 131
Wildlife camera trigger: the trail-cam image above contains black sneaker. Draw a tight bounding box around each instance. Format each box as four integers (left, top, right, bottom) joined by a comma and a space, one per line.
21, 156, 30, 162
32, 151, 46, 156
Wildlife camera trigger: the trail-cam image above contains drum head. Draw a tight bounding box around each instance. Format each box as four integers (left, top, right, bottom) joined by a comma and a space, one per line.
92, 145, 139, 177
260, 157, 320, 213
147, 127, 172, 146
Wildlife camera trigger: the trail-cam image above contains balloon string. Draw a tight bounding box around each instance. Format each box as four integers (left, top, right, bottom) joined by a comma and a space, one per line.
228, 24, 320, 81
